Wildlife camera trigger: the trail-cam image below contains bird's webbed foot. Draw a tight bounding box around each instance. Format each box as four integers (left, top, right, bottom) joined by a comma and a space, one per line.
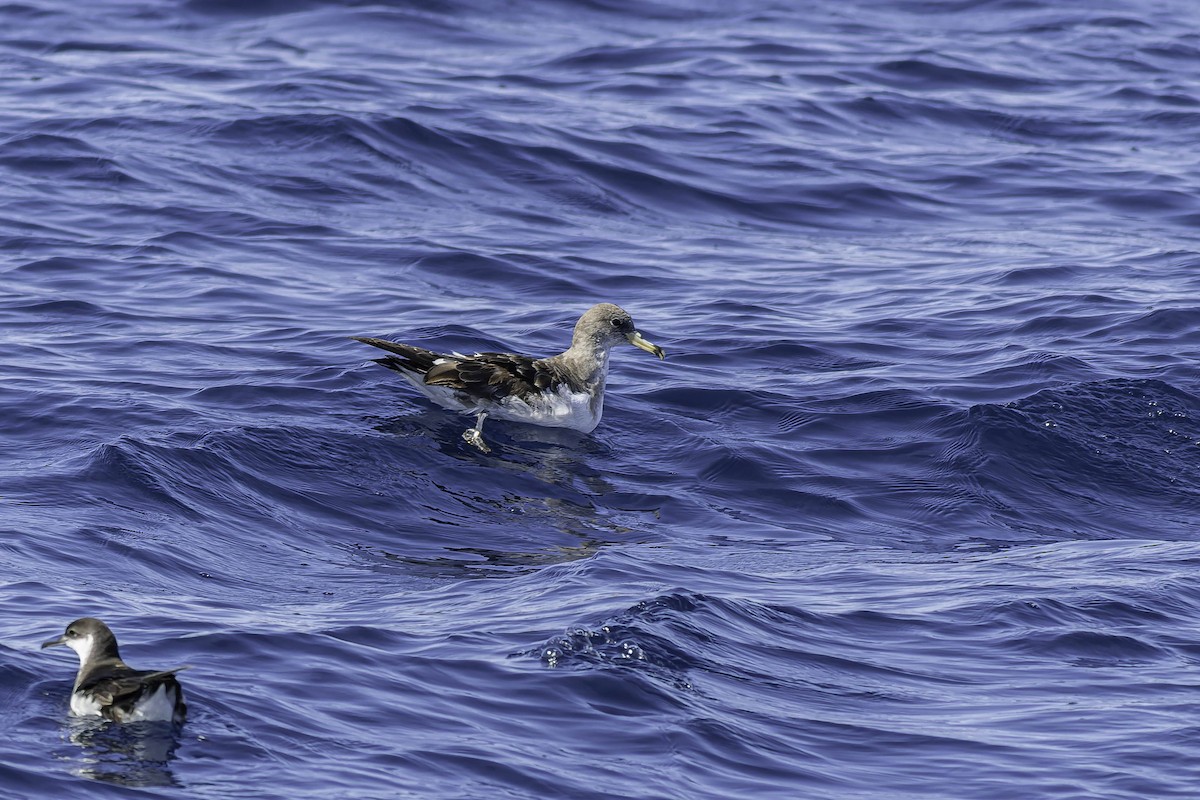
462, 412, 491, 453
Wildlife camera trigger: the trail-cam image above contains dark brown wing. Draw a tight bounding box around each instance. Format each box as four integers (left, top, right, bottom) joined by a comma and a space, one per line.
352, 337, 443, 375
424, 352, 582, 402
78, 665, 189, 721
355, 337, 584, 402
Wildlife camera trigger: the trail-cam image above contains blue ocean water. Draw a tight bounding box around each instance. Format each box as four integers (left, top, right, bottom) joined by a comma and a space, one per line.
3, 0, 1200, 796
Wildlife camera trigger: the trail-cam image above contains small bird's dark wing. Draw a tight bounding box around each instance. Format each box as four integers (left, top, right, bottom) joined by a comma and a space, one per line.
425, 352, 581, 402
78, 664, 189, 721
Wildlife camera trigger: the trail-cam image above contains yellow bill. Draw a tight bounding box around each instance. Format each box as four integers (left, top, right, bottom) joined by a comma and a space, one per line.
627, 331, 665, 359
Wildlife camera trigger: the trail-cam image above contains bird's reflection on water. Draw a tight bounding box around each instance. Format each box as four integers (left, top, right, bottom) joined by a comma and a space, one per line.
358, 413, 654, 578
374, 412, 622, 488
60, 715, 183, 788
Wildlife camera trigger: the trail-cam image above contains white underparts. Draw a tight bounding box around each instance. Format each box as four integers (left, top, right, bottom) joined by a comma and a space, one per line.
393, 358, 610, 433
70, 683, 179, 722
69, 691, 104, 717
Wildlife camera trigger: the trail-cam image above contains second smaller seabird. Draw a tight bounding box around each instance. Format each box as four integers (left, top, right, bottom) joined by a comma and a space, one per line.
42, 617, 188, 725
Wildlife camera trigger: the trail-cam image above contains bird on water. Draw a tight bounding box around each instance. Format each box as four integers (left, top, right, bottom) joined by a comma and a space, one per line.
42, 617, 188, 725
354, 303, 666, 453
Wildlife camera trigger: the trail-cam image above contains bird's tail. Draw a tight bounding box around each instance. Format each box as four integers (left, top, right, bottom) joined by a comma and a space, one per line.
141, 665, 192, 681
352, 337, 442, 374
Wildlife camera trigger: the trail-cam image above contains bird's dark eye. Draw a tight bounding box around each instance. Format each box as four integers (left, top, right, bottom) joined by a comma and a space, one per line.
610, 318, 622, 327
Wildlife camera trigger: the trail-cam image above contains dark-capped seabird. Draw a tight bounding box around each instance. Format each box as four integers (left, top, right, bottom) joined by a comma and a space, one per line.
42, 617, 188, 725
354, 303, 666, 452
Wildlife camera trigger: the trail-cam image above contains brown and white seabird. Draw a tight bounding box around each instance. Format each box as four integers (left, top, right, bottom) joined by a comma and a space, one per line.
42, 617, 188, 725
354, 303, 666, 452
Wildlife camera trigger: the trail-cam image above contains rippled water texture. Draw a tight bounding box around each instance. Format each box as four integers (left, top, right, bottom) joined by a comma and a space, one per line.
4, 0, 1200, 797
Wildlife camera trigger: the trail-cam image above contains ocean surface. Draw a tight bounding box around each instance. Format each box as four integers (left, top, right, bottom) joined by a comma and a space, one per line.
3, 0, 1200, 797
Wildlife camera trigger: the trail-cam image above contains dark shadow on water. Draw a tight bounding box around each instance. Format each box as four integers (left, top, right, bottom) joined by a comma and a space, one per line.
372, 410, 612, 471
369, 534, 616, 578
352, 412, 646, 578
371, 410, 620, 498
344, 487, 640, 578
62, 715, 184, 788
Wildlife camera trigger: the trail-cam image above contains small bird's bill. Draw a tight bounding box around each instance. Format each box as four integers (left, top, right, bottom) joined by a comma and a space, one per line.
41, 635, 67, 649
627, 331, 666, 359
